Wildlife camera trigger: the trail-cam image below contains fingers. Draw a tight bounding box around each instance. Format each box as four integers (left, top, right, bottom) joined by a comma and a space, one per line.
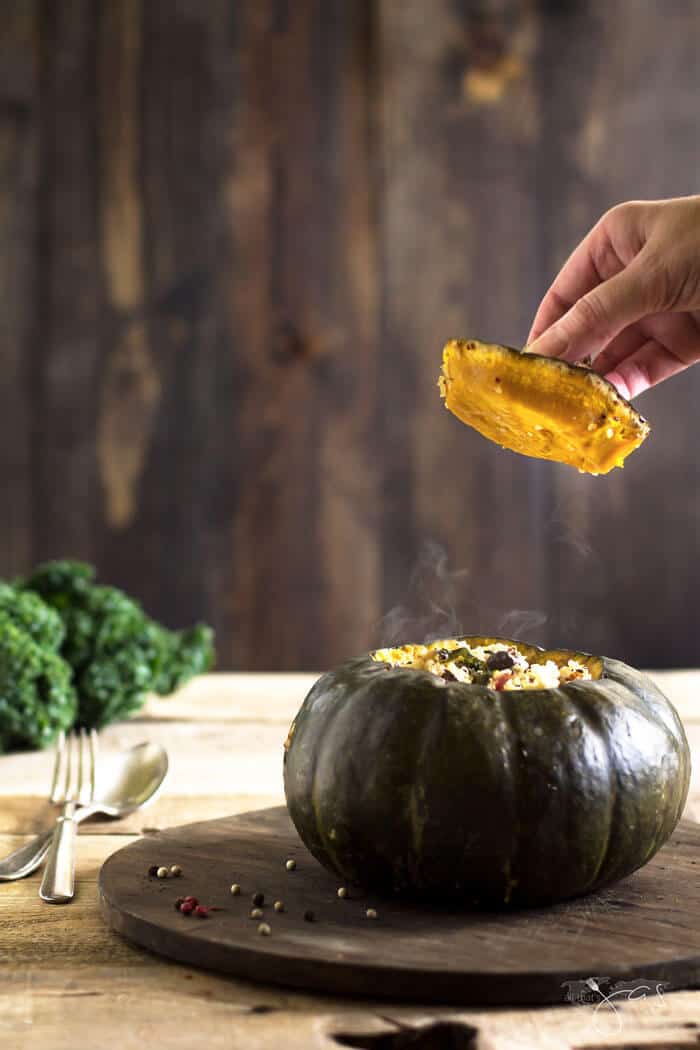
598, 311, 700, 375
526, 289, 571, 347
603, 311, 700, 397
604, 339, 689, 399
591, 326, 646, 376
526, 257, 650, 363
527, 236, 607, 346
526, 212, 632, 345
525, 197, 700, 394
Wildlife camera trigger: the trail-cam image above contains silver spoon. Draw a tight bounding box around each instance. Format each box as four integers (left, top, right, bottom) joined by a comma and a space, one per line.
0, 742, 169, 881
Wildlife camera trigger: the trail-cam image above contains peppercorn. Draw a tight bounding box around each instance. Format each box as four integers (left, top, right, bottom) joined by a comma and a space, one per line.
258, 923, 271, 936
303, 910, 315, 922
169, 864, 182, 878
148, 864, 160, 877
252, 892, 264, 907
337, 887, 348, 899
273, 900, 284, 913
194, 905, 210, 918
285, 859, 296, 871
250, 907, 263, 919
180, 901, 194, 915
366, 908, 378, 919
156, 866, 169, 879
230, 883, 241, 896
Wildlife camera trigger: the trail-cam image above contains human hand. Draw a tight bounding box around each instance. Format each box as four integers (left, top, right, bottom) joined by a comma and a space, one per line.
526, 196, 700, 398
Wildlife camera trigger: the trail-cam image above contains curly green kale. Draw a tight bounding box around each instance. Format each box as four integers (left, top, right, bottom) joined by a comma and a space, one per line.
0, 615, 77, 753
0, 583, 65, 652
18, 560, 216, 730
152, 624, 217, 694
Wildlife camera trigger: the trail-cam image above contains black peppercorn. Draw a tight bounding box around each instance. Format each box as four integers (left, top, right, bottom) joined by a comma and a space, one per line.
252, 892, 265, 907
147, 865, 159, 877
303, 910, 315, 922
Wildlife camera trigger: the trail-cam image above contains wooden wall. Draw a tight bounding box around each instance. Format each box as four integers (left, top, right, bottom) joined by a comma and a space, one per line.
1, 0, 699, 670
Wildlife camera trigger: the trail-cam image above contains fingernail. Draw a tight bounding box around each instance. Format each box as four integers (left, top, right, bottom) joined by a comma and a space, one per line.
605, 370, 631, 399
527, 325, 570, 358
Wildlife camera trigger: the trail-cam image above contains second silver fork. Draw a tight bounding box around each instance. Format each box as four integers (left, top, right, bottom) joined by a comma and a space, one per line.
39, 728, 98, 904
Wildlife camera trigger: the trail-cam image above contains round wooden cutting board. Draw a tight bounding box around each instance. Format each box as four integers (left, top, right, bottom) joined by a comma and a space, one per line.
99, 807, 700, 1005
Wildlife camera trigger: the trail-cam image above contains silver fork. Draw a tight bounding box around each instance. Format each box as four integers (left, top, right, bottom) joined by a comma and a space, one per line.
0, 730, 71, 881
39, 728, 97, 903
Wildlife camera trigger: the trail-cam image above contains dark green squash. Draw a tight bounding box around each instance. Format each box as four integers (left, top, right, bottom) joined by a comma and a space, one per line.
283, 637, 691, 907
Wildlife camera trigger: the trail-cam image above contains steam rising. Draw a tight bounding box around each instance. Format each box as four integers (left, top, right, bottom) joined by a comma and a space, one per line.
375, 495, 596, 649
377, 540, 468, 646
548, 501, 594, 559
496, 609, 548, 637
377, 540, 552, 647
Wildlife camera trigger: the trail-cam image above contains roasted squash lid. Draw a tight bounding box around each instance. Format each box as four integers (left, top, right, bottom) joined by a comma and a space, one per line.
439, 339, 650, 474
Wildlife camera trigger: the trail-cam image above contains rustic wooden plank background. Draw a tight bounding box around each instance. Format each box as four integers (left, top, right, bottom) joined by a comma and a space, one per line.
1, 0, 699, 670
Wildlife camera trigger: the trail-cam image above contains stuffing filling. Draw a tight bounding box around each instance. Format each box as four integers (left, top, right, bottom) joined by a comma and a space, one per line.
371, 639, 593, 691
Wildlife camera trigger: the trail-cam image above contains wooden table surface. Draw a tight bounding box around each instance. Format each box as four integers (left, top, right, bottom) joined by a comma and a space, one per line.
0, 672, 698, 1050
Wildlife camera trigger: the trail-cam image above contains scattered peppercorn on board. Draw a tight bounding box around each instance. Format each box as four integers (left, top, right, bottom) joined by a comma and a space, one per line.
98, 805, 700, 1005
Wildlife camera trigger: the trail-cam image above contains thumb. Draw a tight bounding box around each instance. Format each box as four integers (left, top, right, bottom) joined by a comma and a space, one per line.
527, 259, 651, 362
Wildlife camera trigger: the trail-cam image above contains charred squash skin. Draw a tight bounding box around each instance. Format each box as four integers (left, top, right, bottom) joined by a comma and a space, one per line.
439, 340, 650, 474
283, 638, 690, 908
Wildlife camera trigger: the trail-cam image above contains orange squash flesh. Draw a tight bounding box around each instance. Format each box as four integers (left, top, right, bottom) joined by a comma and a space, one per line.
438, 339, 650, 474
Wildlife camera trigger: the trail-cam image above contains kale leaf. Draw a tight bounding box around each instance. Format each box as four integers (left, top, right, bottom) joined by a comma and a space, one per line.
0, 614, 77, 753
0, 583, 65, 652
14, 560, 216, 732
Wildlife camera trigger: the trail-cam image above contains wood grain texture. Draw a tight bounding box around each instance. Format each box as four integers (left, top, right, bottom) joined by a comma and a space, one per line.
379, 0, 550, 646
378, 0, 700, 667
32, 0, 102, 565
109, 0, 237, 642
532, 1, 700, 667
1, 673, 699, 1048
225, 0, 380, 669
0, 1, 37, 578
3, 2, 700, 671
99, 806, 700, 1005
97, 0, 161, 532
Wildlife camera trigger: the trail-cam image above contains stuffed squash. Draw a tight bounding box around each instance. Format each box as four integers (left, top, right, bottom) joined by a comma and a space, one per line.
284, 638, 690, 907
